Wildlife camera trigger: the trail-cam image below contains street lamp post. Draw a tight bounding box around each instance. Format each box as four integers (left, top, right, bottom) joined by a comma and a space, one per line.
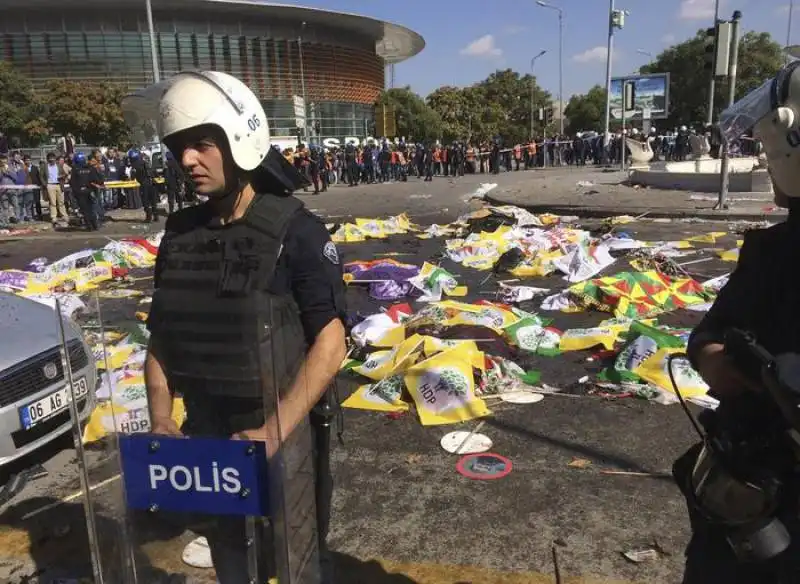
603, 0, 616, 156
536, 1, 564, 136
530, 50, 547, 139
706, 0, 721, 125
788, 0, 795, 62
298, 21, 309, 145
603, 2, 628, 162
145, 0, 160, 83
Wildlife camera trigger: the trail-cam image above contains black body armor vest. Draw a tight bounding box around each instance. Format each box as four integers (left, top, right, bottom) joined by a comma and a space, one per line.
151, 194, 308, 432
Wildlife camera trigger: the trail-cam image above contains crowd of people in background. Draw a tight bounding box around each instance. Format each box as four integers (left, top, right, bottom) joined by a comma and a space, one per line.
0, 144, 193, 231
1, 121, 761, 229
276, 123, 760, 191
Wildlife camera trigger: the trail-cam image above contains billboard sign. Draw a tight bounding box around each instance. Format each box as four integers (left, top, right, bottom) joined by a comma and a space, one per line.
610, 73, 670, 120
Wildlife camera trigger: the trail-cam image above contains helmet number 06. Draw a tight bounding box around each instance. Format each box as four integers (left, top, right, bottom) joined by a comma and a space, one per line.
248, 115, 261, 132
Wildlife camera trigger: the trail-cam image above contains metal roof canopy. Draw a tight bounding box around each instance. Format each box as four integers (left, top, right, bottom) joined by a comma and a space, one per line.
4, 0, 425, 64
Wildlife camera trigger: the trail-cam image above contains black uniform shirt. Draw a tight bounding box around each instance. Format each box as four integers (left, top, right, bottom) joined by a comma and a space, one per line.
688, 215, 800, 384
150, 198, 346, 345
69, 165, 103, 193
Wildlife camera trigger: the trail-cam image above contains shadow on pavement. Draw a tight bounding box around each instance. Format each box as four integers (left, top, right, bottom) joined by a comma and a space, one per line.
485, 416, 673, 480
0, 495, 419, 583
331, 551, 419, 583
0, 497, 188, 583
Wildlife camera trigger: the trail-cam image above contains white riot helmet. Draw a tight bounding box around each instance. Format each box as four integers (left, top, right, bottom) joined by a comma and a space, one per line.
719, 60, 800, 199
121, 71, 270, 172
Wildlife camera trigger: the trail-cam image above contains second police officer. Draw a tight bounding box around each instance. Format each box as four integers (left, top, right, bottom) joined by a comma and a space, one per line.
676, 60, 800, 583
129, 71, 347, 583
69, 151, 104, 232
128, 147, 159, 222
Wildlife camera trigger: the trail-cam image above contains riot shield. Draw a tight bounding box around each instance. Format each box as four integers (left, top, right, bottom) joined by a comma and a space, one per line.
258, 296, 321, 584
66, 288, 320, 583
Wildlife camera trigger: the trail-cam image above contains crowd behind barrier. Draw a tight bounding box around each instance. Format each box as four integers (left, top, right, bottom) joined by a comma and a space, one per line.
0, 144, 171, 228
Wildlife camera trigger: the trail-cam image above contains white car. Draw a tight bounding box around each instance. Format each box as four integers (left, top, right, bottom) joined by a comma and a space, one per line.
0, 292, 96, 467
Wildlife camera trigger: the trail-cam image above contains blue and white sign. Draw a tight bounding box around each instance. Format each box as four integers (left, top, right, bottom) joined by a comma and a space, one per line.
119, 434, 270, 516
610, 73, 671, 120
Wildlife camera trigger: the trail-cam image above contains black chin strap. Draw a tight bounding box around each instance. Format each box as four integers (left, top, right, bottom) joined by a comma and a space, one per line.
211, 176, 249, 206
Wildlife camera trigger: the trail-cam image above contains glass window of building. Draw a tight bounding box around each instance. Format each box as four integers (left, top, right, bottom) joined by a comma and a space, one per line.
103, 33, 124, 82
221, 35, 233, 75
65, 32, 87, 70
212, 34, 226, 72
120, 32, 146, 83
159, 32, 180, 76
47, 32, 68, 64
176, 33, 193, 70
249, 38, 264, 95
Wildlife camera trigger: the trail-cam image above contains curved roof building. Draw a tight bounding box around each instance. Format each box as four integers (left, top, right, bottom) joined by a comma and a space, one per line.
0, 1, 424, 138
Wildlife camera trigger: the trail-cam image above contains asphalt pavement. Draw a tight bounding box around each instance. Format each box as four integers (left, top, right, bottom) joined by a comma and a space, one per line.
0, 188, 754, 584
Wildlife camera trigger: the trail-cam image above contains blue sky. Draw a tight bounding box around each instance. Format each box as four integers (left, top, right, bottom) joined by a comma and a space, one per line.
292, 0, 794, 100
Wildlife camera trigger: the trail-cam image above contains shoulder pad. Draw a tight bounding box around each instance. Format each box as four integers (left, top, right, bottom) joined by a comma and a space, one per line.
164, 204, 210, 235
298, 206, 328, 226
244, 193, 304, 238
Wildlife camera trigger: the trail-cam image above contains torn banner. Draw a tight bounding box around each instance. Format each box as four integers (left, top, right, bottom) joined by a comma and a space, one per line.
553, 270, 711, 318
344, 260, 466, 301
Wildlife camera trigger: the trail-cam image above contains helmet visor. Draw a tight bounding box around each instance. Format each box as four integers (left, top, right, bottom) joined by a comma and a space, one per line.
718, 77, 773, 144
121, 72, 244, 143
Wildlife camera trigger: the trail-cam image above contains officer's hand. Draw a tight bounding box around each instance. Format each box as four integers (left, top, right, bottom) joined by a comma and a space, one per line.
697, 345, 760, 397
232, 427, 278, 457
150, 417, 183, 437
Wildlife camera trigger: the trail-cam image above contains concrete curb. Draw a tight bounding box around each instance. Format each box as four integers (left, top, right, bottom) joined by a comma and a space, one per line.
484, 194, 788, 222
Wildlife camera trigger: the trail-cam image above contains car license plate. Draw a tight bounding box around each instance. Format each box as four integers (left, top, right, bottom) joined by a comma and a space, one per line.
19, 377, 89, 430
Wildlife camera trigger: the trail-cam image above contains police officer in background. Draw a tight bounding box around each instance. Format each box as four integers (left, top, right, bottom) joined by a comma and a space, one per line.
675, 61, 800, 583
69, 151, 104, 231
133, 71, 347, 583
308, 145, 323, 194
345, 142, 358, 186
129, 148, 159, 222
163, 150, 185, 214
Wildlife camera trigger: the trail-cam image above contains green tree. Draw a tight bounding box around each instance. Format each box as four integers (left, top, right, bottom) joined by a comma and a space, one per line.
564, 85, 607, 134
426, 70, 552, 144
375, 87, 442, 142
426, 85, 470, 142
477, 69, 552, 142
639, 30, 783, 127
43, 80, 131, 145
0, 63, 49, 146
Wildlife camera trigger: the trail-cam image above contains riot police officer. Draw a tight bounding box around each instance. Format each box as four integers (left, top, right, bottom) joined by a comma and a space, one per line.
309, 145, 323, 194
131, 71, 347, 584
676, 60, 800, 584
164, 150, 184, 214
129, 148, 159, 222
345, 142, 358, 186
68, 152, 104, 231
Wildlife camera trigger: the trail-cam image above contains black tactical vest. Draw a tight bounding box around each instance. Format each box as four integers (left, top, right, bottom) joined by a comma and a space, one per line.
151, 194, 308, 431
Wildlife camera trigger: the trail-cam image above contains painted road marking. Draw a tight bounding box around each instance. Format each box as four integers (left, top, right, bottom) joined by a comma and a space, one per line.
0, 523, 640, 584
